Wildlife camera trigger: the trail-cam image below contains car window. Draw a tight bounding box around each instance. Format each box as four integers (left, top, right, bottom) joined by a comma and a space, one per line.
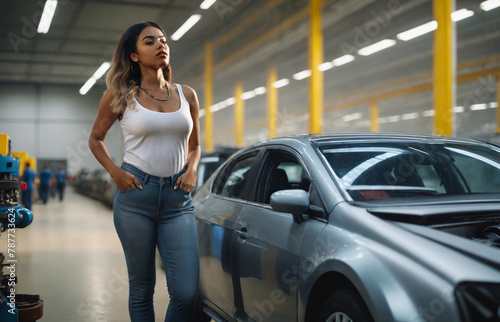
215, 152, 258, 200
320, 142, 500, 201
257, 152, 311, 204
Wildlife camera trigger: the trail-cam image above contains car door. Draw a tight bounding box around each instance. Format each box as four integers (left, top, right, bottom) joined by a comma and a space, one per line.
231, 148, 313, 321
196, 150, 260, 319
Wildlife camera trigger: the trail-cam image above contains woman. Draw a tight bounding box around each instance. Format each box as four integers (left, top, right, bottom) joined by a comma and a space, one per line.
89, 21, 201, 321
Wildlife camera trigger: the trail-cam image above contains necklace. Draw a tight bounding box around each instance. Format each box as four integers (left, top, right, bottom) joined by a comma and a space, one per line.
138, 83, 171, 101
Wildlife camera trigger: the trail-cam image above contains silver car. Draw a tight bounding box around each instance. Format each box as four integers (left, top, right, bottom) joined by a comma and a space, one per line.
192, 134, 500, 322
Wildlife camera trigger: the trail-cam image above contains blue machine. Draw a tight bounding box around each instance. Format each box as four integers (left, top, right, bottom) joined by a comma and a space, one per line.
0, 143, 40, 321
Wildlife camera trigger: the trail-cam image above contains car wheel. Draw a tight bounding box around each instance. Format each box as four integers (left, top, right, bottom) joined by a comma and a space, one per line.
317, 289, 373, 322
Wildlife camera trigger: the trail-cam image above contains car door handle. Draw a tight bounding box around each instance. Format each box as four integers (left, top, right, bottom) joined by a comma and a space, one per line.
235, 228, 250, 239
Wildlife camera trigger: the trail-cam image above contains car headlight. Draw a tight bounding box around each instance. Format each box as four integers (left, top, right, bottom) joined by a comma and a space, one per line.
455, 282, 500, 322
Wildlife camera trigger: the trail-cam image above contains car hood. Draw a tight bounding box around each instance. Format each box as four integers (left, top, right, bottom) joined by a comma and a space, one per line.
365, 200, 500, 269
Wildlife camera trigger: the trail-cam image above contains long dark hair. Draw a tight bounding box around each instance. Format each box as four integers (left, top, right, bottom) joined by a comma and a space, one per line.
106, 21, 172, 114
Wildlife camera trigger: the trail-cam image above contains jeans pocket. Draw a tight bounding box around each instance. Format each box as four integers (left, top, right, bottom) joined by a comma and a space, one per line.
166, 187, 191, 208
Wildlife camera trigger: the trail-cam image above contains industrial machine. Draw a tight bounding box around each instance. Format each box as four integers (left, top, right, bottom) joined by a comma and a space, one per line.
0, 136, 43, 322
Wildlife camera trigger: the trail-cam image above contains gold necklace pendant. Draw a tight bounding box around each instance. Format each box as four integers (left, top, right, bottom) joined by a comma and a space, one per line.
138, 83, 171, 101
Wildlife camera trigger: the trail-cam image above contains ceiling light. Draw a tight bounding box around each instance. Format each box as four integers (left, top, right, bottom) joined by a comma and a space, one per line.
37, 0, 58, 34
480, 0, 500, 11
93, 62, 111, 79
171, 14, 202, 41
253, 87, 267, 95
397, 21, 437, 41
470, 103, 488, 110
489, 102, 498, 108
422, 109, 435, 117
452, 106, 465, 113
401, 112, 419, 120
79, 62, 111, 95
358, 39, 397, 56
200, 0, 216, 9
342, 113, 362, 122
332, 54, 355, 66
79, 78, 96, 96
318, 62, 334, 71
273, 79, 290, 88
452, 8, 474, 21
293, 70, 311, 80
240, 91, 256, 100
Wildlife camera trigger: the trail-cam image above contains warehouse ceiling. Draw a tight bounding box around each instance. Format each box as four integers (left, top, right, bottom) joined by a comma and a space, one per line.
1, 0, 499, 95
0, 0, 268, 86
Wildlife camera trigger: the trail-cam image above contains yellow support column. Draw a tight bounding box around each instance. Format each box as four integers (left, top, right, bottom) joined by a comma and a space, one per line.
204, 40, 214, 152
370, 103, 379, 132
267, 63, 278, 138
309, 0, 324, 134
0, 134, 9, 156
496, 76, 500, 133
433, 0, 455, 136
235, 81, 244, 147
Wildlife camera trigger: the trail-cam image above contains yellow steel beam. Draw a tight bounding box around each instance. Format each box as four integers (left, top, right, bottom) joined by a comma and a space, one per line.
235, 81, 244, 147
204, 40, 214, 152
433, 0, 455, 136
309, 0, 323, 134
267, 63, 278, 138
370, 103, 379, 132
0, 134, 9, 156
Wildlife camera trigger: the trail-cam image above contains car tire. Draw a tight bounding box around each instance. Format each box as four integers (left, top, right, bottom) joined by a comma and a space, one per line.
317, 289, 374, 322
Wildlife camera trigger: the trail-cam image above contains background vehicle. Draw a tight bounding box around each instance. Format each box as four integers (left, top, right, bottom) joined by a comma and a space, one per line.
193, 134, 500, 322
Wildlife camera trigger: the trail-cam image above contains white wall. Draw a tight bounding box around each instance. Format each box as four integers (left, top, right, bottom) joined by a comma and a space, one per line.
0, 84, 123, 175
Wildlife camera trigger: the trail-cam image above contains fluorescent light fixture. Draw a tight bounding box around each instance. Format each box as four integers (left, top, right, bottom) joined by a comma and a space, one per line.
253, 87, 267, 95
318, 62, 334, 71
199, 108, 205, 118
293, 70, 311, 80
470, 103, 488, 110
79, 77, 96, 95
171, 14, 202, 41
452, 8, 474, 21
240, 91, 256, 100
358, 39, 396, 56
452, 106, 465, 113
342, 113, 362, 122
273, 78, 290, 88
480, 0, 500, 11
401, 112, 419, 120
332, 54, 355, 66
79, 62, 111, 95
422, 109, 435, 117
489, 102, 498, 108
397, 21, 437, 41
200, 0, 216, 9
93, 62, 111, 79
37, 0, 58, 34
224, 97, 236, 106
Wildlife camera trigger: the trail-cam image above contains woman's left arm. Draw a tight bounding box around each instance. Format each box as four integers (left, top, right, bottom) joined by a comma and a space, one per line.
174, 85, 201, 192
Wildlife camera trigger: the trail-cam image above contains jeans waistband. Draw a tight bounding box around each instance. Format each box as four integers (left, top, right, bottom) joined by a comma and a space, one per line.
121, 163, 184, 185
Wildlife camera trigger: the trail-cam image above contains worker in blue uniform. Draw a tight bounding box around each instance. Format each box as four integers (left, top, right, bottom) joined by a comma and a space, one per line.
55, 166, 67, 201
38, 165, 52, 204
21, 162, 36, 210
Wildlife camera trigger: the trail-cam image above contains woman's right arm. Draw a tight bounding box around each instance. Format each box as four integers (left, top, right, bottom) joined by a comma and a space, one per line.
88, 90, 142, 191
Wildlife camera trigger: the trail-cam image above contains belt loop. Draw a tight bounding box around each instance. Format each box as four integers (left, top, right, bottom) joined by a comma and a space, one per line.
143, 173, 150, 184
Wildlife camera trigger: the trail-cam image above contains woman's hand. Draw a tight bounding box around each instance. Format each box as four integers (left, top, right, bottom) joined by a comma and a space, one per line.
112, 168, 143, 191
174, 169, 196, 192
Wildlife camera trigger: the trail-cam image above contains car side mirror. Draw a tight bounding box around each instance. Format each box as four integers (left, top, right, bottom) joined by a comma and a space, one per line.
270, 189, 309, 224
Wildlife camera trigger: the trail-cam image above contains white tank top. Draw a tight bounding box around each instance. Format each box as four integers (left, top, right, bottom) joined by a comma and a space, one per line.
119, 83, 193, 177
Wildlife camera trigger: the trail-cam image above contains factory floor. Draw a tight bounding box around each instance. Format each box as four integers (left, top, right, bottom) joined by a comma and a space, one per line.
13, 188, 170, 321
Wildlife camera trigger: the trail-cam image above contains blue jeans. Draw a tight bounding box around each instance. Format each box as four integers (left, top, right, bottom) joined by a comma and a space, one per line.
113, 163, 200, 322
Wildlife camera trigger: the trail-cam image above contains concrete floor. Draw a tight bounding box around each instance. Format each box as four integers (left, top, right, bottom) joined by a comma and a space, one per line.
10, 188, 170, 321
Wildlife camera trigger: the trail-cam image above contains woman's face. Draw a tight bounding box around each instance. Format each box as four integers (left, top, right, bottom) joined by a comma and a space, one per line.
130, 26, 170, 69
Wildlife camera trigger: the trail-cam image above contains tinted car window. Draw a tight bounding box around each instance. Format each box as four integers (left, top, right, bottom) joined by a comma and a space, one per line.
320, 142, 500, 201
215, 152, 258, 200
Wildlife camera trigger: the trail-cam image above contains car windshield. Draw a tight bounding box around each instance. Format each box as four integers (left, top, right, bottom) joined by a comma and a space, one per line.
320, 141, 500, 201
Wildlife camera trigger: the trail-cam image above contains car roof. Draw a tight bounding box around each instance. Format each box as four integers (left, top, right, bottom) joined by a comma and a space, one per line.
247, 133, 489, 147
